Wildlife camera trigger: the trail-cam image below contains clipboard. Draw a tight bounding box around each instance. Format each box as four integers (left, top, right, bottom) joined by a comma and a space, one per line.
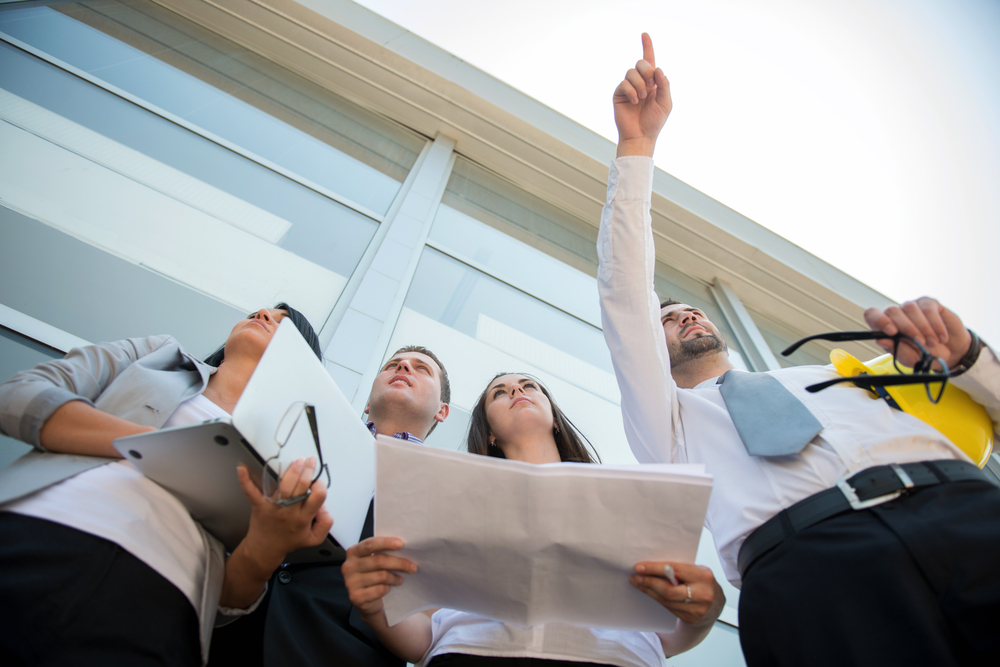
114, 321, 375, 562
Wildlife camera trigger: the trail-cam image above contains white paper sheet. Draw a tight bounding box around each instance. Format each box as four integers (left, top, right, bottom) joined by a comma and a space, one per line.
375, 436, 713, 632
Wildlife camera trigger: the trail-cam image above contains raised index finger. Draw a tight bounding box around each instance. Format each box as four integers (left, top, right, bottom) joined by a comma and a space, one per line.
642, 32, 655, 69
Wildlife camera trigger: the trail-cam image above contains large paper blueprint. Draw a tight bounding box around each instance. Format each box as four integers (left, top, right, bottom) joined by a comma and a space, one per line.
375, 436, 713, 632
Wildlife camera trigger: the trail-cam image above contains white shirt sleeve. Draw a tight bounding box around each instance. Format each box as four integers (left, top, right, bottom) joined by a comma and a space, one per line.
215, 584, 268, 625
951, 345, 1000, 440
597, 156, 683, 464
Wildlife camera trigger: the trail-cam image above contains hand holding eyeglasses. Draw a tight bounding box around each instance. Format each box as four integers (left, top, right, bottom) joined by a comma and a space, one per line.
235, 457, 334, 568
783, 297, 980, 404
218, 460, 333, 610
863, 297, 973, 371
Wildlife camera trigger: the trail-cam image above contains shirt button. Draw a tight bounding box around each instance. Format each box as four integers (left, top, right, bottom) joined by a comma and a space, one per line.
278, 570, 292, 585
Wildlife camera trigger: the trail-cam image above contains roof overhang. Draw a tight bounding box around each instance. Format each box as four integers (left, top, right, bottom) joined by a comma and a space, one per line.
151, 0, 890, 355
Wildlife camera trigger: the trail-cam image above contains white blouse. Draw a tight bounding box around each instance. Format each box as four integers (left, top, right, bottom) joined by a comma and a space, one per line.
2, 394, 236, 661
419, 609, 665, 667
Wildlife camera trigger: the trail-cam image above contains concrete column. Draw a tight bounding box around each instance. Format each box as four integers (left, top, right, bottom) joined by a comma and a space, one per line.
323, 134, 456, 405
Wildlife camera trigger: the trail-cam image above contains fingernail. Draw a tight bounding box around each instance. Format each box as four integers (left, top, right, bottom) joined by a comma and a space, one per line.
635, 564, 646, 573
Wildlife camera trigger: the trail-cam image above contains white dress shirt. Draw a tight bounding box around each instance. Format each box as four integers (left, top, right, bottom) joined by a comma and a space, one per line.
597, 156, 1000, 588
419, 609, 664, 667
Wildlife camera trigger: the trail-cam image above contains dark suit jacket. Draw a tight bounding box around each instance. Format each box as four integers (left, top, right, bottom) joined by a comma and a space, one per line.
207, 500, 403, 667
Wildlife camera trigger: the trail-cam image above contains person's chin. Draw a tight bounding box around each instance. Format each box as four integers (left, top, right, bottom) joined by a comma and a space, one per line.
679, 334, 723, 357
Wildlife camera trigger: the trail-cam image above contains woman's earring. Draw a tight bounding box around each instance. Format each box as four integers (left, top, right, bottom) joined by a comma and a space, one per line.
489, 436, 497, 448
553, 424, 560, 434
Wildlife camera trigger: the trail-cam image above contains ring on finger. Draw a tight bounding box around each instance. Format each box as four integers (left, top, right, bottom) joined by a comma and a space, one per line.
683, 585, 692, 604
273, 489, 311, 506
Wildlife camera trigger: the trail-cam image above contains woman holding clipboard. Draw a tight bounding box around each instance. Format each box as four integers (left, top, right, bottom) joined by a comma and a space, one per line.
0, 305, 330, 665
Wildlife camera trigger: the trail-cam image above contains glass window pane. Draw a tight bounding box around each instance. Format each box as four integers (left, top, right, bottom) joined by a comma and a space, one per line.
434, 157, 601, 325
406, 249, 613, 374
0, 0, 424, 215
390, 247, 634, 464
0, 42, 369, 324
0, 207, 246, 358
748, 308, 831, 368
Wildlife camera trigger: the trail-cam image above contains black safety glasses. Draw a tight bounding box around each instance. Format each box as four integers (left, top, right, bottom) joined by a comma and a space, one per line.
782, 331, 950, 404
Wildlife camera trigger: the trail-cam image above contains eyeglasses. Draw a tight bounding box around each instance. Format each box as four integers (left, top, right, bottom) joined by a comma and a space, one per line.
263, 401, 330, 506
781, 331, 950, 404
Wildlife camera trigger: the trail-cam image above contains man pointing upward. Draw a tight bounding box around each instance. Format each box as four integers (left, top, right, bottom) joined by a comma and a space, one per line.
599, 32, 1000, 667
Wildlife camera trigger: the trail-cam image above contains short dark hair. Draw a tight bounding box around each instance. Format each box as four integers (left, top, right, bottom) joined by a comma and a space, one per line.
389, 345, 450, 405
660, 298, 681, 310
204, 303, 321, 367
466, 372, 600, 464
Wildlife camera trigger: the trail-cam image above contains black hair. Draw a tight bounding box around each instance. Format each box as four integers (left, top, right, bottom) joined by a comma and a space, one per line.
203, 302, 321, 367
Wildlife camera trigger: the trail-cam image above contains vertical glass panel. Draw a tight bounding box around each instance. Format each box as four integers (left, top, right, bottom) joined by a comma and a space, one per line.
747, 308, 831, 368
0, 0, 424, 215
392, 247, 632, 463
406, 249, 613, 373
0, 327, 62, 471
433, 157, 601, 325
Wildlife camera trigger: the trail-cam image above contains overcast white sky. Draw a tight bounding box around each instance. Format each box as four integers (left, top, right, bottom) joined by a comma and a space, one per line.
356, 0, 999, 346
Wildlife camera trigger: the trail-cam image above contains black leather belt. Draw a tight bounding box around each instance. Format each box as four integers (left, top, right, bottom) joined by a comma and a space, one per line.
737, 459, 988, 579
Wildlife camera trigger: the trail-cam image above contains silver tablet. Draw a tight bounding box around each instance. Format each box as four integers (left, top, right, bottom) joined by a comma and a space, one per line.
115, 418, 345, 562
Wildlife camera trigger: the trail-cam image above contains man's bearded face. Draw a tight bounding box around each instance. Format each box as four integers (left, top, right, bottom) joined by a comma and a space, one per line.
661, 304, 728, 364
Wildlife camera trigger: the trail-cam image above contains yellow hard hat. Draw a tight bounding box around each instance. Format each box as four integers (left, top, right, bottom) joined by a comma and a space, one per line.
830, 349, 994, 467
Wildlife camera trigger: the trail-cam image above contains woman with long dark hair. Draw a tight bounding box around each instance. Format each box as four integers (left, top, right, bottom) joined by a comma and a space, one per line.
343, 372, 725, 666
0, 304, 331, 665
465, 372, 600, 464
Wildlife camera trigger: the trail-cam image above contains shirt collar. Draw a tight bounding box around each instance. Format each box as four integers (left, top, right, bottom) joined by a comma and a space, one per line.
366, 421, 424, 445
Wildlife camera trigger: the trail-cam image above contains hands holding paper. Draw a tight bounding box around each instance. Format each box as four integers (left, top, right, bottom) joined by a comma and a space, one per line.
631, 561, 725, 627
219, 457, 333, 609
343, 536, 431, 663
343, 536, 417, 618
341, 533, 727, 661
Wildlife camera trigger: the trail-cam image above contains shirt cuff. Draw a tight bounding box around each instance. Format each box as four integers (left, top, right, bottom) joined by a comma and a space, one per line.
951, 344, 1000, 402
610, 155, 654, 202
215, 582, 267, 626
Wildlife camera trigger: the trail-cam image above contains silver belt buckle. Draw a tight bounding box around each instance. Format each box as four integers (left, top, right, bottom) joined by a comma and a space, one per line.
837, 463, 915, 510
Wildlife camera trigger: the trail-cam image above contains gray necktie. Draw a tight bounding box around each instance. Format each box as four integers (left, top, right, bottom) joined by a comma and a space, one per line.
717, 369, 822, 457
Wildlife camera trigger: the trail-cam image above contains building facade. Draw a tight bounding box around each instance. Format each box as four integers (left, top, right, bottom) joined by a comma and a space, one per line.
4, 0, 993, 664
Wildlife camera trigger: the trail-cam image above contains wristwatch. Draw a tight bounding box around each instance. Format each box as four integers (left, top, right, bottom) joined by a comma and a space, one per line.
950, 329, 985, 374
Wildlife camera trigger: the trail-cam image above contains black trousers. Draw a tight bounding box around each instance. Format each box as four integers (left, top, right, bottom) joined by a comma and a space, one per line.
738, 479, 1000, 667
0, 512, 201, 667
208, 499, 402, 667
